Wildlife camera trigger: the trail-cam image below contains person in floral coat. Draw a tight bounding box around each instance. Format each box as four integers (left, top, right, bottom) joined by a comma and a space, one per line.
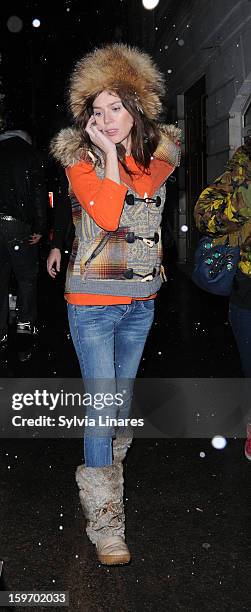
194, 136, 251, 459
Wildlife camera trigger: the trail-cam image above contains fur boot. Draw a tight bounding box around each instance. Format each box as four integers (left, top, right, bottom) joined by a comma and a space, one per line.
112, 433, 133, 463
75, 462, 131, 565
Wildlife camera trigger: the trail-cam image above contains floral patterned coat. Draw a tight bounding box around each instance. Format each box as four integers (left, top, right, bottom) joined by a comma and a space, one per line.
194, 143, 251, 278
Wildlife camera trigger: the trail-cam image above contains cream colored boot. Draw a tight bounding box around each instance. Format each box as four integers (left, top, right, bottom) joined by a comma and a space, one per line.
112, 433, 133, 463
75, 462, 131, 565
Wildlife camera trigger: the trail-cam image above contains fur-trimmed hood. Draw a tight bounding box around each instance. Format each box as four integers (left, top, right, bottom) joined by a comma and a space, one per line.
51, 124, 181, 169
69, 43, 165, 122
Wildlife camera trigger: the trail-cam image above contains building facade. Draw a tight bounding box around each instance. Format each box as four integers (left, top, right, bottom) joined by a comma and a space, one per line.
129, 0, 251, 262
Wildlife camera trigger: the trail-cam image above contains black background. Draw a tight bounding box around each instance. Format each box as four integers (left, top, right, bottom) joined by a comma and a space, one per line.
0, 0, 131, 149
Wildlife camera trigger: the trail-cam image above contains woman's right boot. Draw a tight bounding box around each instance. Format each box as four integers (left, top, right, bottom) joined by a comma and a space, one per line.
75, 461, 131, 565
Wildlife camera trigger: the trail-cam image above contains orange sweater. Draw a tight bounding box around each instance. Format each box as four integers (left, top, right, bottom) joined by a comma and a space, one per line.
65, 156, 174, 305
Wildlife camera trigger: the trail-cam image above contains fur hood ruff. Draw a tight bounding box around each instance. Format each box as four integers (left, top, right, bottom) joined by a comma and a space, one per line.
51, 124, 181, 169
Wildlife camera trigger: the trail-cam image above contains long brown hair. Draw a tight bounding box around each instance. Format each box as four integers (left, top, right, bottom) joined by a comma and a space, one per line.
77, 89, 161, 175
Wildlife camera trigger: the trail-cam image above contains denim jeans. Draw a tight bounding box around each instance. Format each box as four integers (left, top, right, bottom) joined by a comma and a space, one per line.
67, 299, 155, 466
229, 302, 251, 377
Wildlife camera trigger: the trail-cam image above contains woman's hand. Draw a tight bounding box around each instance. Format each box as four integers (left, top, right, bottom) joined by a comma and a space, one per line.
85, 116, 117, 156
47, 248, 61, 278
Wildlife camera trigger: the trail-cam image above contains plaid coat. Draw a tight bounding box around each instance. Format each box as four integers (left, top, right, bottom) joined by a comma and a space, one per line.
51, 124, 181, 297
65, 178, 167, 297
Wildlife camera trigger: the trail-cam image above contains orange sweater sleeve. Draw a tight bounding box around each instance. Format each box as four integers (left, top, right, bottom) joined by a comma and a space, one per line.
151, 159, 175, 190
66, 162, 128, 231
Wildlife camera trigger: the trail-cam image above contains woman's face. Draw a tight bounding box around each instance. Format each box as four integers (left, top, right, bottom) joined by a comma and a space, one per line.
92, 91, 134, 153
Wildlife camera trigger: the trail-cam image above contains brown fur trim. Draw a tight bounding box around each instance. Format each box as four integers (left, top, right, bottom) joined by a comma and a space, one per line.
50, 127, 85, 167
154, 124, 181, 167
70, 43, 165, 121
161, 124, 182, 141
50, 124, 181, 168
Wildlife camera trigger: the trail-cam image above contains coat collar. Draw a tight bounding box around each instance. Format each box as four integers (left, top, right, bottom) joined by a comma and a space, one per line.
51, 124, 181, 169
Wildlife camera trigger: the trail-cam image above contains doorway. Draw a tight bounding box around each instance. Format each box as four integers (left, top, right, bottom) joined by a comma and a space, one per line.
184, 76, 207, 262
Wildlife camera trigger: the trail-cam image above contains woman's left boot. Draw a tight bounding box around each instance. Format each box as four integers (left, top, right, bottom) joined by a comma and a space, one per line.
112, 433, 133, 463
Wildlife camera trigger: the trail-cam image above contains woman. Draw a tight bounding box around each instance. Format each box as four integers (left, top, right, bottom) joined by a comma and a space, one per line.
194, 136, 251, 460
47, 43, 181, 565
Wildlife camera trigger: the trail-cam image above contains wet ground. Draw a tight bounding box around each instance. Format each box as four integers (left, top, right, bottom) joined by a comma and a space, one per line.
0, 264, 249, 611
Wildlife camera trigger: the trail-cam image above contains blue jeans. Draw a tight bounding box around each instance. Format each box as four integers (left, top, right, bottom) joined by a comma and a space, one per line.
67, 299, 155, 466
229, 302, 251, 377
